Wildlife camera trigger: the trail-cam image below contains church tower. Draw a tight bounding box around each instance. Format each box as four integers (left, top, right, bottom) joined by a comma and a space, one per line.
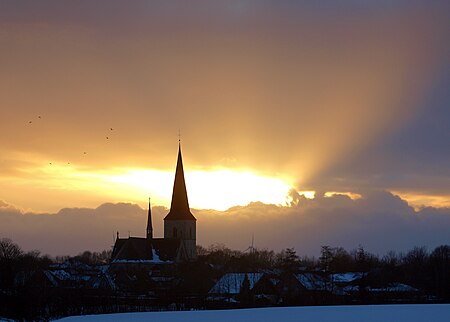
164, 143, 197, 259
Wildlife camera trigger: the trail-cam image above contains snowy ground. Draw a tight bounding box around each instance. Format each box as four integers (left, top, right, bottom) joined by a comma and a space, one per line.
58, 304, 450, 322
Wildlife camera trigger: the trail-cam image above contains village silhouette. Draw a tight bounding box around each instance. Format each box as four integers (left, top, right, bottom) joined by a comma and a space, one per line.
0, 143, 449, 320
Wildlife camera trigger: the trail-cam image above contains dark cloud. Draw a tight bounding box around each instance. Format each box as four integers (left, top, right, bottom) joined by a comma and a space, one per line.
1, 191, 449, 257
198, 191, 450, 256
0, 201, 154, 256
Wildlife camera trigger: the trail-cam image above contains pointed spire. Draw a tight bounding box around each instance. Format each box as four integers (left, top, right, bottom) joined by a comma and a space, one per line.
164, 143, 196, 221
147, 197, 153, 239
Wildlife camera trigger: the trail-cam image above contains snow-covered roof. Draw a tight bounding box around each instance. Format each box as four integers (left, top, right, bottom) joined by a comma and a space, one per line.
331, 272, 364, 283
209, 273, 264, 295
91, 272, 117, 290
50, 260, 92, 271
43, 269, 95, 287
295, 273, 329, 291
150, 248, 166, 263
49, 269, 72, 280
43, 271, 59, 286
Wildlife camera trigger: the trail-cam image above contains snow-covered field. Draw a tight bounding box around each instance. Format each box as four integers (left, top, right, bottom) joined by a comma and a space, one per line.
58, 304, 450, 322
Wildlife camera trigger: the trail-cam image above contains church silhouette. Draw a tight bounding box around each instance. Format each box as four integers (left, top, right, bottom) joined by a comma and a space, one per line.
111, 143, 197, 263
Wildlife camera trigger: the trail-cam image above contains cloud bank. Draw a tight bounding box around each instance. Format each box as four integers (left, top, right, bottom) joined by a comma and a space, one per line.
1, 190, 449, 257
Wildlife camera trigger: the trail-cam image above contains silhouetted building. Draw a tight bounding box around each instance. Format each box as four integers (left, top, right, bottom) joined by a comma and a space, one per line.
111, 143, 197, 263
163, 144, 197, 259
207, 273, 279, 306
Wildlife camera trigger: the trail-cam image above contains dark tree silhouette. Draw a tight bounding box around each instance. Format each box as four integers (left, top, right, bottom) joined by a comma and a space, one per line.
238, 274, 253, 307
0, 238, 23, 289
0, 238, 22, 260
277, 248, 299, 273
319, 245, 333, 271
430, 245, 450, 299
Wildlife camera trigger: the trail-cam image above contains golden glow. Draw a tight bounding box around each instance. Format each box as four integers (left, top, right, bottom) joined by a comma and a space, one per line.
11, 164, 294, 211
106, 170, 174, 206
4, 159, 448, 213
324, 191, 362, 200
186, 170, 292, 210
299, 191, 316, 199
391, 191, 450, 211
109, 169, 293, 211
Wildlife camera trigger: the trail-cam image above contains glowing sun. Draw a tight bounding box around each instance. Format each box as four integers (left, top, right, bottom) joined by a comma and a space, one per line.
107, 169, 293, 211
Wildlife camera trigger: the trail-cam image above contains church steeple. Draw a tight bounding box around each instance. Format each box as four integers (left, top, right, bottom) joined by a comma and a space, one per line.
146, 197, 153, 239
164, 143, 196, 221
163, 141, 197, 259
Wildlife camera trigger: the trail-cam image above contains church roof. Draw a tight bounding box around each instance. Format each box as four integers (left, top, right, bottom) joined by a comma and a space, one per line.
112, 237, 152, 261
164, 144, 196, 221
111, 237, 183, 262
151, 238, 183, 261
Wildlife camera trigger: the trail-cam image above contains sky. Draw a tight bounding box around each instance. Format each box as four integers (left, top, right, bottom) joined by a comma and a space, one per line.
0, 1, 449, 256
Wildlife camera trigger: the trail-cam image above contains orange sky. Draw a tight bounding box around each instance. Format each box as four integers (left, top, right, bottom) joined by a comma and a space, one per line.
0, 1, 449, 213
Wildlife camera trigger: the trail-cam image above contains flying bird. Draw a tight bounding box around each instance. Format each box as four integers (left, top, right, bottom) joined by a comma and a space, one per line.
110, 128, 114, 131
83, 152, 87, 155
28, 121, 32, 124
106, 136, 109, 140
38, 116, 41, 119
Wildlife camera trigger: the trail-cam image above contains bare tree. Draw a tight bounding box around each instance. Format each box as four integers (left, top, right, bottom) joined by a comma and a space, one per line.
0, 238, 22, 260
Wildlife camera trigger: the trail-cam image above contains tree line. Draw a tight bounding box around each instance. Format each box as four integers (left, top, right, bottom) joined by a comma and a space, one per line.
1, 238, 449, 320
